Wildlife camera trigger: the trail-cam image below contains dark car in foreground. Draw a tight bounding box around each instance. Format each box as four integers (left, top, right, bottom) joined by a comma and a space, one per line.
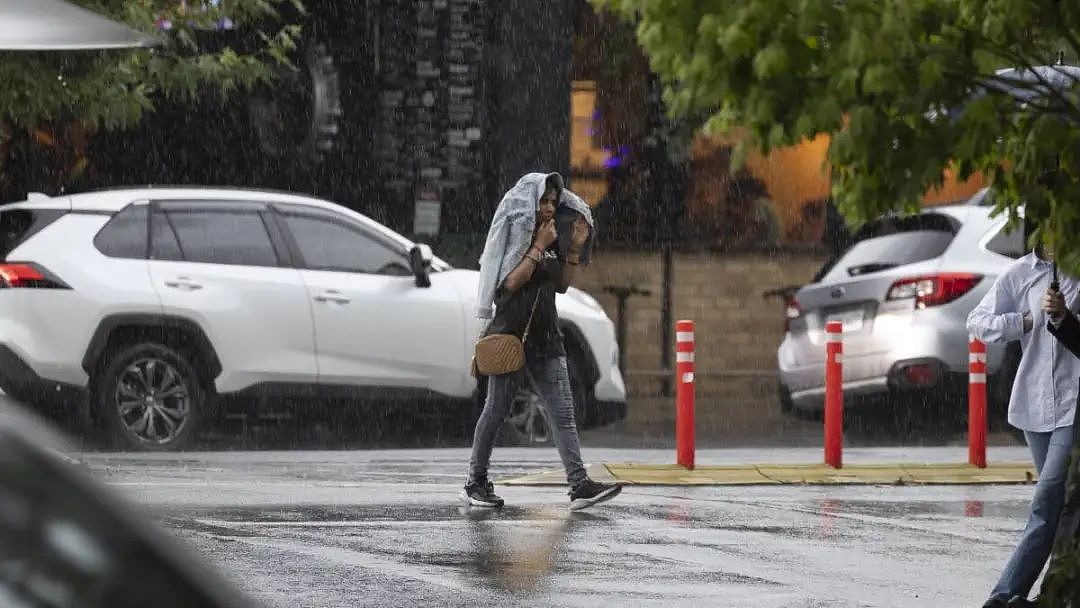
0, 396, 257, 607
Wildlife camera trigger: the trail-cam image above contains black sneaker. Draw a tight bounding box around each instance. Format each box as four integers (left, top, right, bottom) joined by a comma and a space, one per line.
460, 479, 504, 508
569, 478, 622, 511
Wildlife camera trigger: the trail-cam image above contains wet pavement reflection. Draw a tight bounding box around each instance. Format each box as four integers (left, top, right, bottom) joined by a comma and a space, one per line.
82, 448, 1037, 607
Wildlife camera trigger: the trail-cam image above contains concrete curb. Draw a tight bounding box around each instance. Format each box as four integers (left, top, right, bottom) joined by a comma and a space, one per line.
500, 462, 1038, 486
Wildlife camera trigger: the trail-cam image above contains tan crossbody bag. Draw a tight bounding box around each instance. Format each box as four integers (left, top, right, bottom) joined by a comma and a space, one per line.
471, 291, 542, 377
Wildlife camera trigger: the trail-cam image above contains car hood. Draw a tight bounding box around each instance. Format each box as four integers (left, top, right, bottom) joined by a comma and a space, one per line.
442, 269, 610, 322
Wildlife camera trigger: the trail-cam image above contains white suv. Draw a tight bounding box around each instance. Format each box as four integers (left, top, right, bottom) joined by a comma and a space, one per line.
0, 187, 626, 450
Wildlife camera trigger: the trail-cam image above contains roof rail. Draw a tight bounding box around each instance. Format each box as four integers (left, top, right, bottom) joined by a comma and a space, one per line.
83, 184, 318, 198
26, 192, 50, 201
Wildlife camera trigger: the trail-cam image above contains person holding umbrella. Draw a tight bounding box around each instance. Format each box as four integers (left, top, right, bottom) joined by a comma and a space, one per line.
968, 231, 1080, 608
1038, 261, 1080, 607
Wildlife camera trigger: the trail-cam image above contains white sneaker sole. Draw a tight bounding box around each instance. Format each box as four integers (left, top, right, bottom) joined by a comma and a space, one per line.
458, 489, 503, 508
569, 485, 622, 511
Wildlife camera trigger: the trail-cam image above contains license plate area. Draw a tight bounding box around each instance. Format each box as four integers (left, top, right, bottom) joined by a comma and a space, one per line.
826, 307, 865, 333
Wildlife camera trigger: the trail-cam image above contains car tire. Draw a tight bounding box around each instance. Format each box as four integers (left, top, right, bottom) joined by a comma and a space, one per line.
93, 342, 204, 451
778, 383, 794, 415
472, 353, 592, 447
472, 375, 555, 447
0, 384, 37, 408
499, 388, 555, 447
565, 351, 594, 427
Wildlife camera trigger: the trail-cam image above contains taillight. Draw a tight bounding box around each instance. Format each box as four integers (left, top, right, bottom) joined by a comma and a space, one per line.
0, 263, 68, 289
784, 298, 802, 332
886, 273, 981, 308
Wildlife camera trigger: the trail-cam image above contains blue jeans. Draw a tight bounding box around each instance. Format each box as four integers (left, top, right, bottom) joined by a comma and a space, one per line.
991, 424, 1074, 601
468, 356, 587, 487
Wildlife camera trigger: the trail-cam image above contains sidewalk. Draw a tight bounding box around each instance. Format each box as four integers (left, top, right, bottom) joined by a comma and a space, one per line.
501, 446, 1036, 486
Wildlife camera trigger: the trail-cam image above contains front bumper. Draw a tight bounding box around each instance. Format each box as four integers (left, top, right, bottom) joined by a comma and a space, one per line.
0, 345, 42, 387
568, 314, 626, 404
0, 345, 85, 409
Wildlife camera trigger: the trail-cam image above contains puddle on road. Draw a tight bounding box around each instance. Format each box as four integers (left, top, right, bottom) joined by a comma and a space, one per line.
164, 503, 619, 529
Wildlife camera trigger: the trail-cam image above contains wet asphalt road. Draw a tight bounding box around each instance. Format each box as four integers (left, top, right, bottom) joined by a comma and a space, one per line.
79, 447, 1040, 608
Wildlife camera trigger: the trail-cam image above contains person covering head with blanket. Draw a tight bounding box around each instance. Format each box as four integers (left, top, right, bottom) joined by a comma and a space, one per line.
462, 172, 620, 511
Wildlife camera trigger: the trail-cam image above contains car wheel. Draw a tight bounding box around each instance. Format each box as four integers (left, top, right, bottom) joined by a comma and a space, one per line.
565, 352, 594, 427
500, 388, 555, 446
94, 343, 204, 451
471, 377, 552, 447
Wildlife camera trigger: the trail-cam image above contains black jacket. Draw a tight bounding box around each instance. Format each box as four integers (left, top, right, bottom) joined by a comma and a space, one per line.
1044, 314, 1080, 599
1050, 312, 1080, 359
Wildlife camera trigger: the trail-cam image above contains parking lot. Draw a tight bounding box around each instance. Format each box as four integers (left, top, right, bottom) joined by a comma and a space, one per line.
84, 446, 1036, 608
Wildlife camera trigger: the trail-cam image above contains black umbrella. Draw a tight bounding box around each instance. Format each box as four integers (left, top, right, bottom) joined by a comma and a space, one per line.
927, 55, 1080, 125
982, 60, 1080, 288
988, 62, 1080, 106
995, 62, 1080, 288
0, 0, 160, 51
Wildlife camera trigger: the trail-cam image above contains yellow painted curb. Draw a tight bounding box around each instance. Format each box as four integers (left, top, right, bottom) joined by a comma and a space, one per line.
499, 462, 1037, 487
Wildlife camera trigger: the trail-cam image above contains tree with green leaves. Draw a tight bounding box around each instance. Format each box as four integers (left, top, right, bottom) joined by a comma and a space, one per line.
595, 0, 1080, 269
0, 0, 303, 192
593, 0, 1080, 604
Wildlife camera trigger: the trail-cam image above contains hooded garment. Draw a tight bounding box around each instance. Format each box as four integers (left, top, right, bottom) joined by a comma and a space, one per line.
475, 172, 595, 320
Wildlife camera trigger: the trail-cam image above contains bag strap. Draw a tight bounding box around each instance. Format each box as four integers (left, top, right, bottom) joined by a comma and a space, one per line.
520, 290, 542, 345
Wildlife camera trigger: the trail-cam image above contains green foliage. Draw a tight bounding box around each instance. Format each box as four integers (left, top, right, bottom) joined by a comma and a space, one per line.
596, 0, 1080, 598
596, 0, 1080, 281
0, 0, 303, 136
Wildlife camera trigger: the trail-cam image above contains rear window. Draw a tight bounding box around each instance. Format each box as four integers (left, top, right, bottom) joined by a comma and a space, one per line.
0, 209, 67, 259
985, 222, 1026, 259
813, 213, 959, 282
94, 205, 148, 259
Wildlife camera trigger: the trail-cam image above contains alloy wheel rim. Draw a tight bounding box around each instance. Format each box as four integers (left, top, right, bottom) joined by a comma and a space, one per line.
115, 357, 190, 445
507, 390, 551, 444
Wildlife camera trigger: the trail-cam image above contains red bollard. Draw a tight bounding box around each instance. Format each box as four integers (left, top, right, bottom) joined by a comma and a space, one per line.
824, 321, 843, 469
676, 320, 695, 470
969, 336, 988, 468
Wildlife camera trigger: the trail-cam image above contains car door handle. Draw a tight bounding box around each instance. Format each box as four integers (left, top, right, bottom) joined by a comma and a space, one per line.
164, 277, 203, 291
314, 290, 351, 304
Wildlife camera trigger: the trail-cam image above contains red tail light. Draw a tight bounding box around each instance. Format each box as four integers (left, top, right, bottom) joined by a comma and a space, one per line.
0, 263, 68, 289
886, 273, 982, 308
784, 298, 802, 332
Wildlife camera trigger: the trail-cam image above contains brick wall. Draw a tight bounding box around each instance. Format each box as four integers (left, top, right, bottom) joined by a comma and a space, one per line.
574, 250, 828, 398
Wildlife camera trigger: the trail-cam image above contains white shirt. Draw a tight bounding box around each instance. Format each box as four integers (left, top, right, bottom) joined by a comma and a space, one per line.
966, 251, 1080, 432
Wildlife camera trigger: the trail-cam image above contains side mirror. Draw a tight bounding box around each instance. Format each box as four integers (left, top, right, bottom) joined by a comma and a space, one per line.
409, 244, 434, 288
